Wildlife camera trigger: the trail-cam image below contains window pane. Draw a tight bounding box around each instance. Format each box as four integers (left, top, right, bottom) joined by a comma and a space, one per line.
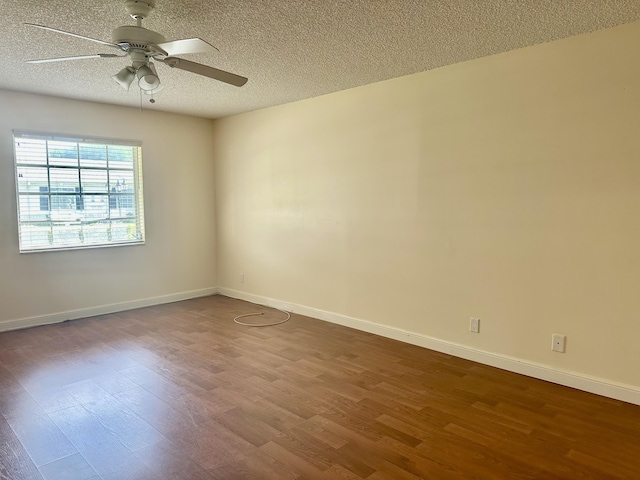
108, 170, 134, 191
19, 196, 50, 221
15, 139, 47, 165
109, 195, 136, 219
108, 145, 134, 169
48, 141, 78, 167
19, 223, 52, 249
81, 195, 109, 221
49, 168, 80, 192
52, 222, 82, 246
16, 166, 49, 193
50, 195, 81, 224
79, 143, 107, 168
83, 222, 109, 245
81, 169, 108, 193
110, 219, 139, 241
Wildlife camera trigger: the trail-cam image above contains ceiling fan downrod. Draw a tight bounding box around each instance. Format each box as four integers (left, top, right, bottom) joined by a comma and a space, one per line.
124, 0, 156, 21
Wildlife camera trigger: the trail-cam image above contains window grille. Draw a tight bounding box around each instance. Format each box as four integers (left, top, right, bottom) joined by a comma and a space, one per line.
13, 131, 145, 252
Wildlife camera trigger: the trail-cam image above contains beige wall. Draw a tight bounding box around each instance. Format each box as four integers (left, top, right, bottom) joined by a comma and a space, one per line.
213, 22, 640, 389
0, 90, 217, 325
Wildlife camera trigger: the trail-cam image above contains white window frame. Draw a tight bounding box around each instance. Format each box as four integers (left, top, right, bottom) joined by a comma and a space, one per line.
13, 130, 145, 253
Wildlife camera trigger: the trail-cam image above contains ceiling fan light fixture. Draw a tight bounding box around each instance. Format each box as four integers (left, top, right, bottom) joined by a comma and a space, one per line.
137, 64, 160, 91
143, 84, 164, 95
112, 66, 136, 90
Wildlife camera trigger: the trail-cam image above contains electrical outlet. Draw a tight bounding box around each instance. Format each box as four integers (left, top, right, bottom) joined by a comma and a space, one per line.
470, 317, 480, 333
240, 273, 245, 284
552, 334, 566, 353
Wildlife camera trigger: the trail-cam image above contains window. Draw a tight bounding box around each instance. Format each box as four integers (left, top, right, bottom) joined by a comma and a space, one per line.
13, 131, 145, 252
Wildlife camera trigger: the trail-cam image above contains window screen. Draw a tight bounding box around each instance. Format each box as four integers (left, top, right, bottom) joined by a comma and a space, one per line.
13, 131, 145, 252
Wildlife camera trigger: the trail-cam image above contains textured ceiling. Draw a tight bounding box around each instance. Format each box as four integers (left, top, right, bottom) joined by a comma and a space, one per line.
1, 1, 639, 119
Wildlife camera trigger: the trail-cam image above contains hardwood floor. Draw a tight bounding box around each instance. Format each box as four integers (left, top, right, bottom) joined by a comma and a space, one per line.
1, 295, 639, 479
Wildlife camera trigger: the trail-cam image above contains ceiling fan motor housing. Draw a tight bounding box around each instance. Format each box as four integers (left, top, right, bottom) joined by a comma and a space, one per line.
112, 26, 166, 50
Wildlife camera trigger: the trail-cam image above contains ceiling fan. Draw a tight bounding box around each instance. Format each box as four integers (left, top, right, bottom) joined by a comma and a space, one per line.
25, 0, 247, 99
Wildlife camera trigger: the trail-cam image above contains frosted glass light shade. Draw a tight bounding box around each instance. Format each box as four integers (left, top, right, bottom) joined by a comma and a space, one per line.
137, 64, 160, 91
112, 67, 136, 90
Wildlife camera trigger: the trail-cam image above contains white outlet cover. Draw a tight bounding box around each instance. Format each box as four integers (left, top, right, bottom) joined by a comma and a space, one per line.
470, 317, 480, 333
552, 334, 566, 353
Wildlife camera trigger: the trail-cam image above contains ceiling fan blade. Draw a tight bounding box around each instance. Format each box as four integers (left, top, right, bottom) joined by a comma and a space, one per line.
26, 53, 122, 64
156, 38, 219, 56
24, 23, 126, 50
162, 57, 248, 87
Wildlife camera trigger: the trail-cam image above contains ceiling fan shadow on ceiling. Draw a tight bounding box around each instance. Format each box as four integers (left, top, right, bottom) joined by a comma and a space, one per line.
24, 0, 248, 102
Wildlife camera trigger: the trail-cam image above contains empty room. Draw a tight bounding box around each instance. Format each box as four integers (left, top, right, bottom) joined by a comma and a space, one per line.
1, 1, 640, 479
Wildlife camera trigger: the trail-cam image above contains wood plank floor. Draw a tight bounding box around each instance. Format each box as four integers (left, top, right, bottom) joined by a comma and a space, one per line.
1, 295, 639, 479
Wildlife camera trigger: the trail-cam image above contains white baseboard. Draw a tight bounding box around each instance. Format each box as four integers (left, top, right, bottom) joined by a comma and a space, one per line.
0, 287, 219, 333
218, 287, 640, 406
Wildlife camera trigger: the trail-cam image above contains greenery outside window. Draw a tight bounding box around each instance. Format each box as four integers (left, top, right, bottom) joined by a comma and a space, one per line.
13, 131, 145, 252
